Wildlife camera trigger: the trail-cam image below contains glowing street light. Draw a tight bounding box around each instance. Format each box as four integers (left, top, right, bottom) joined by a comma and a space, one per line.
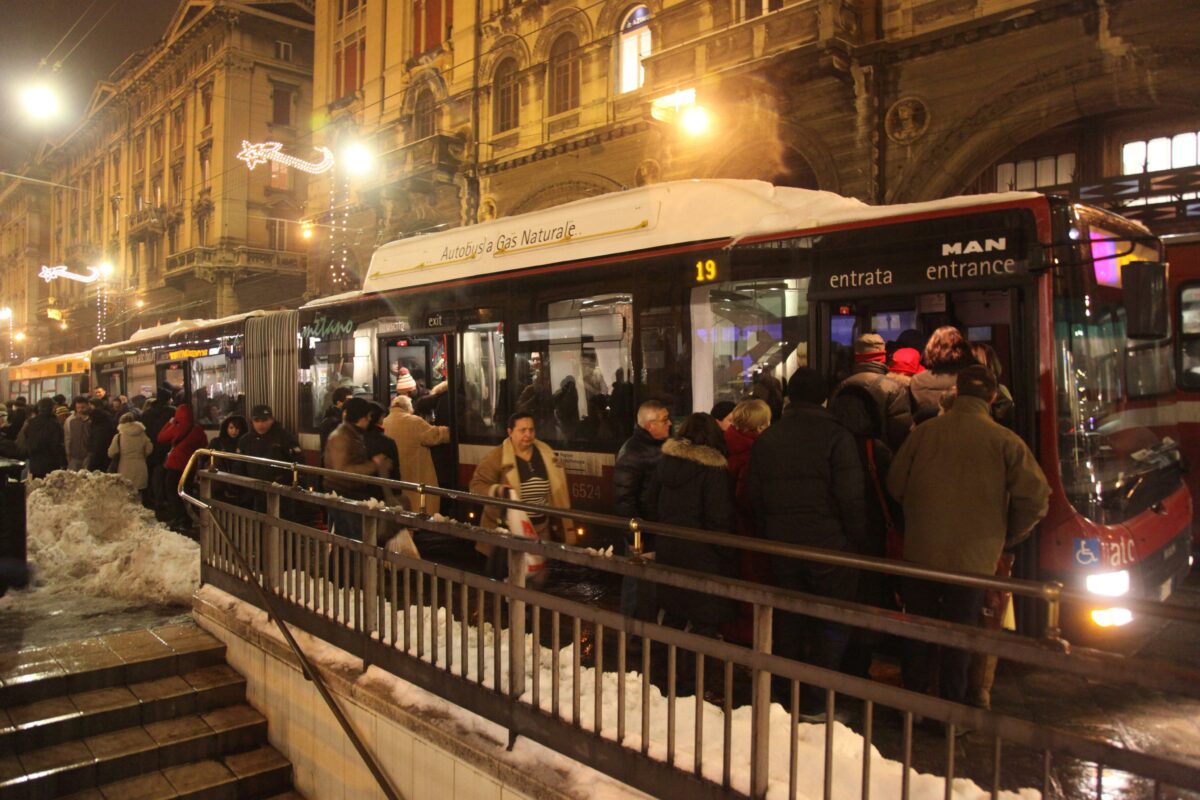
301, 222, 314, 240
0, 307, 11, 322
14, 331, 25, 343
680, 105, 711, 136
342, 142, 374, 176
98, 262, 114, 278
19, 83, 62, 122
135, 299, 145, 309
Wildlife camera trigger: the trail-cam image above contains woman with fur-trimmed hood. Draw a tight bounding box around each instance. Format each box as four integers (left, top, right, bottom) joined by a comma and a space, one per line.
647, 412, 738, 630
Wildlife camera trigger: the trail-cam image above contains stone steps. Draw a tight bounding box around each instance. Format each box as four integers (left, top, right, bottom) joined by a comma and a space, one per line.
0, 623, 301, 800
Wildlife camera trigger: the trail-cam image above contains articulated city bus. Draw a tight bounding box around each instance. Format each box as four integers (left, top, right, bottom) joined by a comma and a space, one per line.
89, 309, 298, 434
1165, 232, 1200, 548
3, 351, 91, 403
6, 181, 1189, 634
296, 180, 1189, 633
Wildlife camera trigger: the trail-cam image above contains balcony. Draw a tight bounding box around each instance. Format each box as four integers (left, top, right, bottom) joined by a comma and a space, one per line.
164, 243, 307, 287
128, 205, 166, 240
376, 133, 464, 190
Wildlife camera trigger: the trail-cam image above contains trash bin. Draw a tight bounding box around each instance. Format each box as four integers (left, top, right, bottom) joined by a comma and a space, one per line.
0, 457, 28, 597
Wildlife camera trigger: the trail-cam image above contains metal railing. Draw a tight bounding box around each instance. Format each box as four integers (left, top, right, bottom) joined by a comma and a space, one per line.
181, 450, 1200, 800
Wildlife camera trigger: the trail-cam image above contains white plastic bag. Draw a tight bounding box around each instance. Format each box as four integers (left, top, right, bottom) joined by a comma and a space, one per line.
505, 505, 547, 579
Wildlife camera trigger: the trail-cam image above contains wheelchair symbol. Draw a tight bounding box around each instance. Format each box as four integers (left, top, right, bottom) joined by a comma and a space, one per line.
1074, 539, 1101, 566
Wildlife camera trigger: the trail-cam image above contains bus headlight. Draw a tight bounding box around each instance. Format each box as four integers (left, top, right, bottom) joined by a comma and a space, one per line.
1085, 570, 1130, 597
1090, 607, 1133, 627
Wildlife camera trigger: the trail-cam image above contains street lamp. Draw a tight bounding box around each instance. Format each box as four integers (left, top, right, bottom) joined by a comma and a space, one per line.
18, 83, 62, 122
342, 142, 374, 176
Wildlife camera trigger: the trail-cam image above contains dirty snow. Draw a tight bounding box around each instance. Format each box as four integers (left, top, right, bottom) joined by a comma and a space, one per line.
199, 584, 1037, 800
1, 470, 200, 608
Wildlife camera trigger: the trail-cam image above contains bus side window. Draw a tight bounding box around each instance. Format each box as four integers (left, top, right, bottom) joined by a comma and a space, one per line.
1178, 285, 1200, 389
691, 279, 809, 416
459, 323, 506, 440
516, 294, 632, 447
640, 303, 691, 419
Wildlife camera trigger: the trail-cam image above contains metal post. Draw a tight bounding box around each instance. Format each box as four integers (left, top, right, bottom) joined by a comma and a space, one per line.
629, 519, 642, 556
363, 514, 379, 639
265, 492, 281, 593
750, 603, 773, 799
1043, 581, 1064, 644
418, 483, 427, 514
198, 476, 213, 579
507, 546, 527, 699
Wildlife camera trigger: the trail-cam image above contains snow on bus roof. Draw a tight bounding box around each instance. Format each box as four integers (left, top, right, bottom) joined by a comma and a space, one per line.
302, 289, 362, 309
115, 310, 268, 348
361, 179, 1044, 297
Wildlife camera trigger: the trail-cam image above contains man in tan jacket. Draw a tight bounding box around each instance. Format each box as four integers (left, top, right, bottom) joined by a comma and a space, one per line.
887, 364, 1049, 705
469, 412, 573, 565
382, 395, 450, 514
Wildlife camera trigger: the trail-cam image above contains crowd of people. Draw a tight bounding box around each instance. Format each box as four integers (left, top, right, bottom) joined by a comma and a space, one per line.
2, 324, 1050, 720
599, 325, 1050, 721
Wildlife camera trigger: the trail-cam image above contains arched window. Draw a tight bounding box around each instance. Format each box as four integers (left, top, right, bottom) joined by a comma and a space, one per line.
413, 88, 436, 139
493, 58, 519, 134
548, 33, 580, 116
618, 7, 651, 94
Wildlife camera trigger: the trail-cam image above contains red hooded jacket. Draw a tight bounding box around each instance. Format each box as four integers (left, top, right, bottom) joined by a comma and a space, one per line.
157, 404, 208, 471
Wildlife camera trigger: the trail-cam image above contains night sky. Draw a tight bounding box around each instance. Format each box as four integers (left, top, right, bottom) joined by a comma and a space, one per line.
0, 0, 179, 171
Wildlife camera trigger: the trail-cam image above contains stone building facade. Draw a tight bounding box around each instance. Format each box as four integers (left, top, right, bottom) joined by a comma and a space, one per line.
6, 0, 317, 356
306, 0, 1200, 293
0, 170, 50, 363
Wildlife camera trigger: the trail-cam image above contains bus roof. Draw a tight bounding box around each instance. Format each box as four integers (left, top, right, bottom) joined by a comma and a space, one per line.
361, 179, 1044, 296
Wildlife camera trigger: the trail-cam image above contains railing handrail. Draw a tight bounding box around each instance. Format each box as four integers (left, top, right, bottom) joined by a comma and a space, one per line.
191, 448, 1200, 629
178, 450, 403, 800
197, 470, 1200, 701
188, 460, 1200, 799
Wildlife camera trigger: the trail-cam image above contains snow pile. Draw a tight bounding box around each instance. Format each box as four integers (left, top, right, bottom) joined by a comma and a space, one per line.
10, 470, 200, 606
200, 584, 1037, 800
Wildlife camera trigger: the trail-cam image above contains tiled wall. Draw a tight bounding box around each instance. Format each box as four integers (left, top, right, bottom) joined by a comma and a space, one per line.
199, 616, 527, 800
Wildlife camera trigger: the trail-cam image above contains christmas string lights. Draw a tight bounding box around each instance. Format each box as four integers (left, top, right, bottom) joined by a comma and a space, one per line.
237, 141, 334, 174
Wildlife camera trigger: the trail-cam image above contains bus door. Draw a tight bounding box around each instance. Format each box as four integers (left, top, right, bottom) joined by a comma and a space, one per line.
824, 289, 1027, 436
378, 332, 448, 404
156, 360, 188, 407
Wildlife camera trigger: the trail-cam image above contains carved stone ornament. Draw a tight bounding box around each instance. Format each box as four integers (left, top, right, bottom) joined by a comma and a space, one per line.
885, 97, 930, 144
635, 159, 662, 187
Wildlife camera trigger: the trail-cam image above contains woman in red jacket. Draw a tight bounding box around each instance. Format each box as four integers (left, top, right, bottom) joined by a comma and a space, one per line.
722, 398, 772, 644
157, 403, 208, 533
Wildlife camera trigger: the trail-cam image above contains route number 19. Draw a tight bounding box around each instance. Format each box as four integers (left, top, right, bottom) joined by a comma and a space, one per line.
695, 258, 718, 282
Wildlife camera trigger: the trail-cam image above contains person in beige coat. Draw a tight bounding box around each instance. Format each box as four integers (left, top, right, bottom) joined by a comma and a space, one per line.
108, 413, 154, 495
382, 395, 450, 514
469, 411, 573, 561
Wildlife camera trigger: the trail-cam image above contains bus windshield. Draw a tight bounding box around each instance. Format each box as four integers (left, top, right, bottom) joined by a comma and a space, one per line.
1053, 217, 1182, 524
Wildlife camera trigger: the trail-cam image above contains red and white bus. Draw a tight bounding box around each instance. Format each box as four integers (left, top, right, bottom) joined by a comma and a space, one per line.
293, 180, 1190, 634
1165, 232, 1200, 550
6, 181, 1188, 634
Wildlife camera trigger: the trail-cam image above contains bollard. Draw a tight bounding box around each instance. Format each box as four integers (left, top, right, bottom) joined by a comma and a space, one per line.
363, 515, 379, 642
265, 493, 282, 594
749, 603, 773, 799
507, 546, 527, 699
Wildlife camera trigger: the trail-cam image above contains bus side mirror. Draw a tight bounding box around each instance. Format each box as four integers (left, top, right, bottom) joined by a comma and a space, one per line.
1124, 261, 1168, 339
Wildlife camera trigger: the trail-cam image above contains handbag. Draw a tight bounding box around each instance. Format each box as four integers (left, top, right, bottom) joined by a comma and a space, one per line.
865, 438, 903, 560
107, 433, 121, 473
505, 504, 547, 577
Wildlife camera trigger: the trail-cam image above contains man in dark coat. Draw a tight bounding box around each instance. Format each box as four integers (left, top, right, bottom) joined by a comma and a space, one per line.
21, 399, 67, 478
832, 332, 912, 450
85, 399, 116, 472
237, 405, 303, 513
613, 400, 671, 618
888, 365, 1049, 705
140, 388, 175, 508
747, 367, 867, 719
